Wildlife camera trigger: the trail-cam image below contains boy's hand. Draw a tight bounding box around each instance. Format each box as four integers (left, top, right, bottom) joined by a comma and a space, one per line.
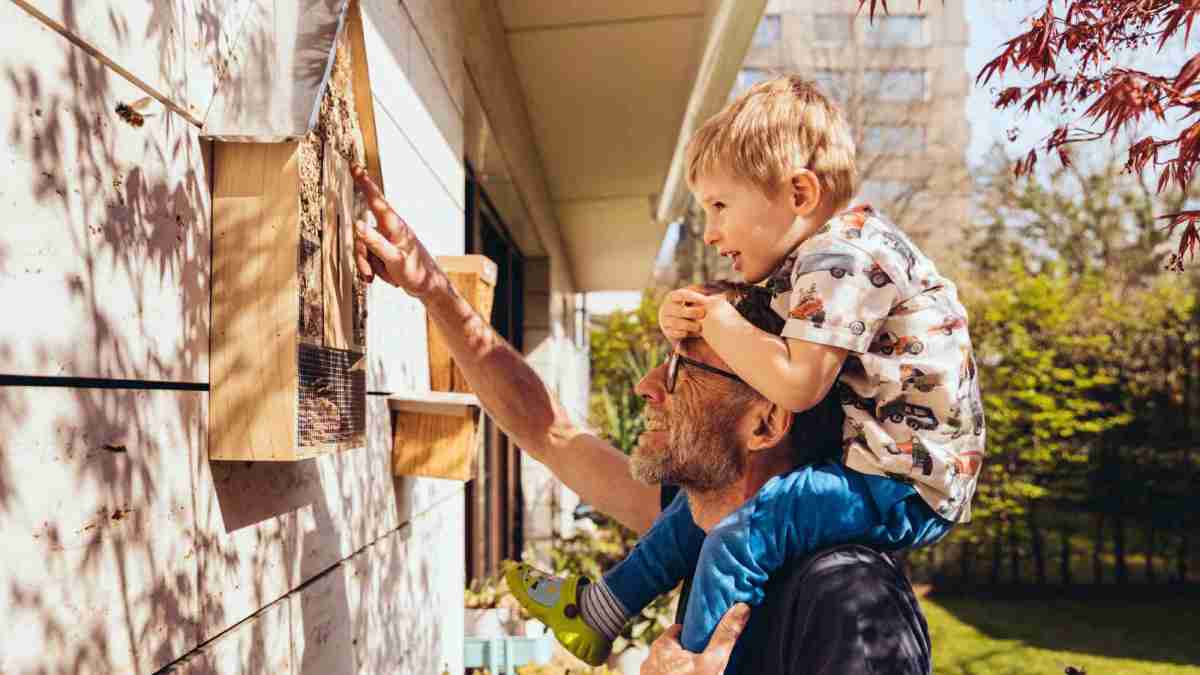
659, 288, 711, 344
351, 166, 441, 298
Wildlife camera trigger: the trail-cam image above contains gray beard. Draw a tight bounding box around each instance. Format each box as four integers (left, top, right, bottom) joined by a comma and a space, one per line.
630, 408, 746, 491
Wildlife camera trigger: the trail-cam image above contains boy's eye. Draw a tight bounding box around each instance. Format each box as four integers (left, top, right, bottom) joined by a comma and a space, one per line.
713, 201, 726, 211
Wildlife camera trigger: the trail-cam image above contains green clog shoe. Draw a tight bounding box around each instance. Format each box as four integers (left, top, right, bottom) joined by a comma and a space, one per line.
504, 563, 612, 666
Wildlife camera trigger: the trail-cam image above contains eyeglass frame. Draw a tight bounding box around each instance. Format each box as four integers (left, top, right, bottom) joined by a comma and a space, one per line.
666, 351, 744, 394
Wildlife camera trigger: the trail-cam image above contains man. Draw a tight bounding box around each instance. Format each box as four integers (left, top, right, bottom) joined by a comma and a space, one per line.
351, 167, 931, 674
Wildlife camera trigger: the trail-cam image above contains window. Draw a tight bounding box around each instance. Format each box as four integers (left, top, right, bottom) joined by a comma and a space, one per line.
861, 15, 929, 48
862, 125, 927, 155
732, 68, 772, 97
810, 69, 852, 102
863, 69, 928, 102
813, 13, 854, 44
752, 14, 782, 48
857, 179, 913, 205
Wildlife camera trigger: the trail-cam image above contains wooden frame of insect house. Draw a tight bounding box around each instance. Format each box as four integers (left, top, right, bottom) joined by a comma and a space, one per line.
205, 0, 381, 460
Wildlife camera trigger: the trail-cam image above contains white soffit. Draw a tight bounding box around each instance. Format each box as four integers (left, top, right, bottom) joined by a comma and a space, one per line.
496, 0, 764, 290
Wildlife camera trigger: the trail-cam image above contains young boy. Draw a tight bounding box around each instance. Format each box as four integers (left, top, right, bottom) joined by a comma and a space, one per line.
506, 75, 985, 668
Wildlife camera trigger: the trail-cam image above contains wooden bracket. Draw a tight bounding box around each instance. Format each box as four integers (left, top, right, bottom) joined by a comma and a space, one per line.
390, 392, 481, 481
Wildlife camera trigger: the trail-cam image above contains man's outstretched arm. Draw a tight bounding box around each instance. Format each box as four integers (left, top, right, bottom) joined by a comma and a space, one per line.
351, 166, 659, 533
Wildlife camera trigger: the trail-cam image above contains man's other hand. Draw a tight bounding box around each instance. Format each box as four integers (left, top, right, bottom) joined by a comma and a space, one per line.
642, 603, 750, 675
351, 165, 440, 298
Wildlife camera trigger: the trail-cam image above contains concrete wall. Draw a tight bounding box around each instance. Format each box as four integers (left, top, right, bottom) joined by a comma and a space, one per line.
0, 1, 467, 672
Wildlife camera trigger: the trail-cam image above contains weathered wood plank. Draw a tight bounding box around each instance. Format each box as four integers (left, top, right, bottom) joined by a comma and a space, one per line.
0, 2, 211, 382
0, 386, 203, 675
322, 141, 355, 351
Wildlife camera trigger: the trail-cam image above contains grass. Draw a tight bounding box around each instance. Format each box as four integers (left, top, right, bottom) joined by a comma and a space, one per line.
924, 592, 1200, 674
507, 591, 1200, 675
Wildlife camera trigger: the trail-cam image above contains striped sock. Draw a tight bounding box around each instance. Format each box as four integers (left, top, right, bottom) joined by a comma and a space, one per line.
578, 578, 629, 642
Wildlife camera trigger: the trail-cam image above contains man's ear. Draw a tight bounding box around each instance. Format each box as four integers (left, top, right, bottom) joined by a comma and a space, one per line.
789, 170, 823, 218
747, 402, 793, 453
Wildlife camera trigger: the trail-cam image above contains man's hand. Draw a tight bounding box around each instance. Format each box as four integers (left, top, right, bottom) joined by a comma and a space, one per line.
659, 287, 714, 344
641, 603, 751, 675
351, 165, 441, 298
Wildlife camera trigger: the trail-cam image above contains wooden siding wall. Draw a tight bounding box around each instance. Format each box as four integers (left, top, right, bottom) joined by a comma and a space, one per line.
0, 0, 466, 673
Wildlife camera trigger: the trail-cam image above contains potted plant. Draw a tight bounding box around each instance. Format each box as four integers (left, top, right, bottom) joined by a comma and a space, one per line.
464, 571, 532, 638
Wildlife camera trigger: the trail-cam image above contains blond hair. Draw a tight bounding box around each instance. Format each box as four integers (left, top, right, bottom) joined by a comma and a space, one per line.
685, 74, 857, 210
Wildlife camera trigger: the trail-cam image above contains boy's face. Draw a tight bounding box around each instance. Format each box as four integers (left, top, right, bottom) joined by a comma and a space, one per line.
692, 169, 801, 284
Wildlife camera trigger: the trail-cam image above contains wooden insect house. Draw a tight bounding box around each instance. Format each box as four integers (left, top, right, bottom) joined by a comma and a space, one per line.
204, 0, 380, 460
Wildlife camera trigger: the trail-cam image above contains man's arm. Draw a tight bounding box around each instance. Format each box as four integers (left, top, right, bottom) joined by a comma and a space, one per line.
351, 167, 660, 533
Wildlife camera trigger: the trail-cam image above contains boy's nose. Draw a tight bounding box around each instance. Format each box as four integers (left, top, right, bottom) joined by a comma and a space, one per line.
703, 222, 720, 246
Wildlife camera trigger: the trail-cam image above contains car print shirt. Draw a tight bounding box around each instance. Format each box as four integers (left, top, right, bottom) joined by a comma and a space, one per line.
762, 205, 984, 523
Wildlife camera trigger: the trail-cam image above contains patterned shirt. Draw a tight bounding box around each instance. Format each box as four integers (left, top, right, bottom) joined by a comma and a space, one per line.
763, 206, 984, 523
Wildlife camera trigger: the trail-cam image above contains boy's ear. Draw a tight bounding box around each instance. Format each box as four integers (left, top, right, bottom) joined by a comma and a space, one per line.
747, 402, 793, 453
789, 170, 823, 217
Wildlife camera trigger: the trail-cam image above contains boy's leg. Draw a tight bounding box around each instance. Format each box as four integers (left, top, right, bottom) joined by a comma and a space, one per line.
678, 463, 881, 653
598, 490, 706, 620
678, 464, 953, 654
504, 490, 705, 666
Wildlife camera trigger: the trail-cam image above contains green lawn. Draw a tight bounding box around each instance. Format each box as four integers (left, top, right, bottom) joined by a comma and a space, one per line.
924, 593, 1200, 674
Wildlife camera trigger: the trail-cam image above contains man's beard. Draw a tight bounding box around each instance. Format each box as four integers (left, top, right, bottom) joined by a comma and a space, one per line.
630, 402, 745, 491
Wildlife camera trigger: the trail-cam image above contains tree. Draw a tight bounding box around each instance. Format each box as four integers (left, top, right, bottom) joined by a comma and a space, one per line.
971, 142, 1187, 285
860, 0, 1200, 270
588, 292, 668, 453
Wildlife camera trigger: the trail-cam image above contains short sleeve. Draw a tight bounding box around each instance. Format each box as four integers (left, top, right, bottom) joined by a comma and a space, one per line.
783, 240, 898, 353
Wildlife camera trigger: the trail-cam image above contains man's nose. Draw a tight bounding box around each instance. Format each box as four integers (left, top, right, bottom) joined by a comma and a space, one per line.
635, 362, 668, 404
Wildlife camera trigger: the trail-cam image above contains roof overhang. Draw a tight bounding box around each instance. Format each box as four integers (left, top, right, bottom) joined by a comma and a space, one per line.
467, 0, 766, 292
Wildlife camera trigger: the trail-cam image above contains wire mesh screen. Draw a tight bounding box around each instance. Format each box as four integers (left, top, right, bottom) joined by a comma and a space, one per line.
298, 343, 366, 448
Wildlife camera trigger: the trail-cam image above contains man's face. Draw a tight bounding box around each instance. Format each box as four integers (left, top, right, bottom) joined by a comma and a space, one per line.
630, 339, 750, 490
692, 168, 798, 284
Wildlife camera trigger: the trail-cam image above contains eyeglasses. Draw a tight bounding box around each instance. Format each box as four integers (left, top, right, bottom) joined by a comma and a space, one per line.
666, 351, 744, 394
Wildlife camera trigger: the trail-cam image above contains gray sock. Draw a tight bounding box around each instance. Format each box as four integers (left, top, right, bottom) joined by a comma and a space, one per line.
578, 578, 629, 642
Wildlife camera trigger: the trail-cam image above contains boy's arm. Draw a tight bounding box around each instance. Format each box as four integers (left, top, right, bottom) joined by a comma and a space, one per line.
700, 297, 846, 413
352, 167, 661, 534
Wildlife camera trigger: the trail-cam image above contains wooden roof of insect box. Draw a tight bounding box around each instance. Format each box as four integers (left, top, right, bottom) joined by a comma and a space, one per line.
206, 0, 382, 460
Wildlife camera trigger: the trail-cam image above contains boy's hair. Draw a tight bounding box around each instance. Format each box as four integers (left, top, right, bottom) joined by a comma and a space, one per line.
685, 74, 858, 211
697, 281, 845, 466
